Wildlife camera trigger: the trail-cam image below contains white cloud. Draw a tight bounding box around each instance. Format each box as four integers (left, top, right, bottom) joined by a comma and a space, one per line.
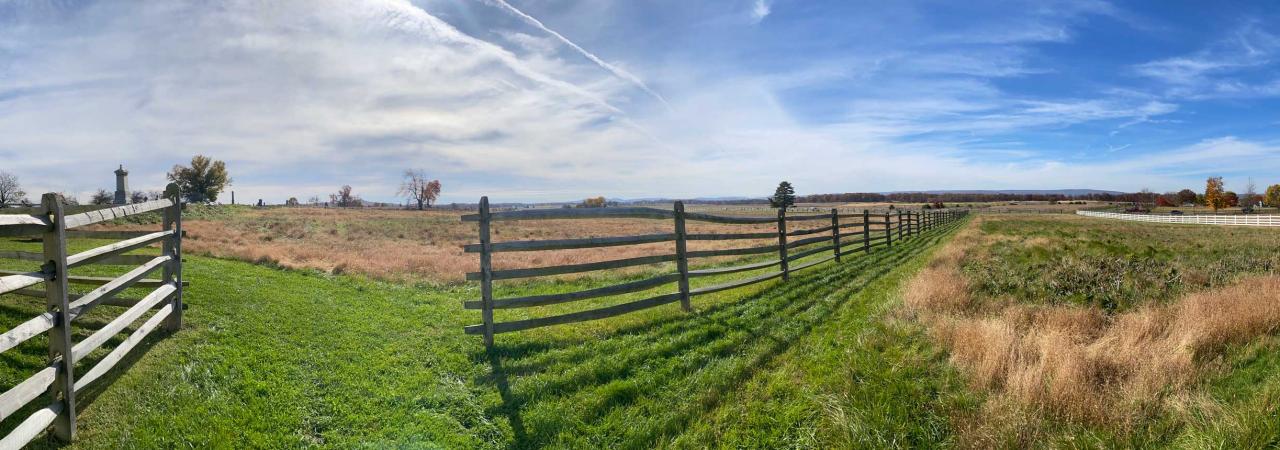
1133, 21, 1280, 98
479, 0, 669, 108
2, 0, 1276, 204
750, 0, 771, 24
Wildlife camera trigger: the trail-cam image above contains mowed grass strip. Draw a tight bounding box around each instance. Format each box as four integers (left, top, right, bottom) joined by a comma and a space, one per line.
0, 217, 966, 448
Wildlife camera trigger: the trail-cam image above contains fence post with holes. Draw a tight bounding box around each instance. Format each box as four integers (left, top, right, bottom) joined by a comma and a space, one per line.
862, 209, 870, 253
162, 183, 183, 331
478, 197, 495, 349
897, 210, 904, 241
673, 201, 692, 311
884, 213, 892, 248
777, 207, 789, 281
42, 193, 77, 441
831, 209, 841, 262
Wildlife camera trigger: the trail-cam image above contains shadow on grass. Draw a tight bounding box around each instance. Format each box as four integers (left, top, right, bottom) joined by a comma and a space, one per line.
474, 221, 967, 448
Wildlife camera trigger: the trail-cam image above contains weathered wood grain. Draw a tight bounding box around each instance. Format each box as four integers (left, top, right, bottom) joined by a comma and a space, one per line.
61, 199, 173, 229
464, 274, 680, 310
70, 284, 175, 363
74, 303, 173, 394
0, 365, 55, 422
785, 235, 831, 249
685, 232, 776, 241
468, 254, 678, 281
0, 271, 47, 296
465, 292, 683, 334
0, 402, 61, 449
686, 244, 779, 259
687, 259, 780, 277
66, 230, 171, 268
690, 270, 784, 296
786, 225, 834, 236
463, 233, 676, 253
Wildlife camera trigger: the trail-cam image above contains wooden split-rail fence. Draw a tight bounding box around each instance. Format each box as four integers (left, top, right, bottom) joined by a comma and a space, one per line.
462, 199, 967, 347
0, 184, 186, 448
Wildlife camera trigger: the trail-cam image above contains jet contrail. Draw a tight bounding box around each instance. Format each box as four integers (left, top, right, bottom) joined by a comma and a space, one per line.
482, 0, 672, 109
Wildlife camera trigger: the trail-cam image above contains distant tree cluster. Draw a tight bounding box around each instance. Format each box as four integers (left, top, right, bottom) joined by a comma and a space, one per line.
168, 155, 231, 203
579, 196, 607, 208
0, 171, 27, 206
397, 169, 442, 210
90, 189, 113, 205
331, 185, 363, 207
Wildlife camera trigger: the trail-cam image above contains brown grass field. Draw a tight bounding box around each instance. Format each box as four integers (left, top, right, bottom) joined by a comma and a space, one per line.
83, 206, 790, 283
901, 214, 1280, 445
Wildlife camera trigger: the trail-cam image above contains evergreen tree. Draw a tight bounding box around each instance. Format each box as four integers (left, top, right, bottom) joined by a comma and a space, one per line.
769, 181, 796, 209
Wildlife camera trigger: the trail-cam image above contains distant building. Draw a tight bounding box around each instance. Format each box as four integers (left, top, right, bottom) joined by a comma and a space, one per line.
113, 164, 130, 205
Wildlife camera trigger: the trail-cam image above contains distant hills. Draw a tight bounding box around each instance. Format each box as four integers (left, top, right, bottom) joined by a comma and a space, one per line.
886, 189, 1126, 196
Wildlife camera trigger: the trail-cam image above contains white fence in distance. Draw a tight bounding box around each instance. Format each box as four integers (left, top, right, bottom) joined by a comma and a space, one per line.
1077, 210, 1280, 227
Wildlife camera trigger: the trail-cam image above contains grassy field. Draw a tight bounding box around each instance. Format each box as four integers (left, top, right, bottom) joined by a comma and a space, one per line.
1, 212, 972, 448
77, 206, 787, 284
904, 214, 1280, 447
6, 210, 1279, 448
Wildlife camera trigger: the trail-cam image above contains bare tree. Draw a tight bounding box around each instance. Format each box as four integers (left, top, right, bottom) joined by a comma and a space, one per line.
130, 190, 150, 204
90, 189, 113, 205
0, 171, 26, 205
1243, 178, 1260, 208
330, 185, 362, 207
397, 169, 442, 210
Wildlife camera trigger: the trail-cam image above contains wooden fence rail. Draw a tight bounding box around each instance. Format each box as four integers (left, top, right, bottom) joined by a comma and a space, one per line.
462, 199, 967, 347
0, 184, 185, 447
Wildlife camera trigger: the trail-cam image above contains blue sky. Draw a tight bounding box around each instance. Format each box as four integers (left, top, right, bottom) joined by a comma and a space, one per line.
2, 0, 1280, 203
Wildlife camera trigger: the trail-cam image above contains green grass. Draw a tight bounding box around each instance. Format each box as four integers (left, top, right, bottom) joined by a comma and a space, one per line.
0, 219, 971, 448
966, 216, 1280, 312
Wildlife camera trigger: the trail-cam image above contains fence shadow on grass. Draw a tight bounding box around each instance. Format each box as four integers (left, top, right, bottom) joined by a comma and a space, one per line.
474, 220, 965, 448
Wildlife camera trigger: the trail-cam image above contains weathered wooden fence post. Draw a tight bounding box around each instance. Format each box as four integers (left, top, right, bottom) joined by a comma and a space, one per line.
897, 210, 904, 241
831, 208, 841, 262
673, 201, 692, 311
162, 183, 184, 331
884, 212, 892, 248
777, 207, 789, 281
862, 209, 871, 253
478, 197, 495, 349
41, 193, 77, 441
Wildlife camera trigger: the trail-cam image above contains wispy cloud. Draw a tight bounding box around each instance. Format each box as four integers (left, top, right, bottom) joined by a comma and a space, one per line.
3, 0, 1280, 203
1133, 21, 1280, 98
750, 0, 771, 24
479, 0, 670, 109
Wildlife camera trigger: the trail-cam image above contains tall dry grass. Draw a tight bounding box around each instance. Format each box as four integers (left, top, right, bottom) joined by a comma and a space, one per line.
902, 217, 1280, 443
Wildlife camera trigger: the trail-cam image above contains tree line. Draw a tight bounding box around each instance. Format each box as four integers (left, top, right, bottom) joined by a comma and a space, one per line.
0, 157, 450, 210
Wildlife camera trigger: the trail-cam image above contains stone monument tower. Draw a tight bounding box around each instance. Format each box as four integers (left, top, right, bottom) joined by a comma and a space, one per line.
113, 164, 130, 204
